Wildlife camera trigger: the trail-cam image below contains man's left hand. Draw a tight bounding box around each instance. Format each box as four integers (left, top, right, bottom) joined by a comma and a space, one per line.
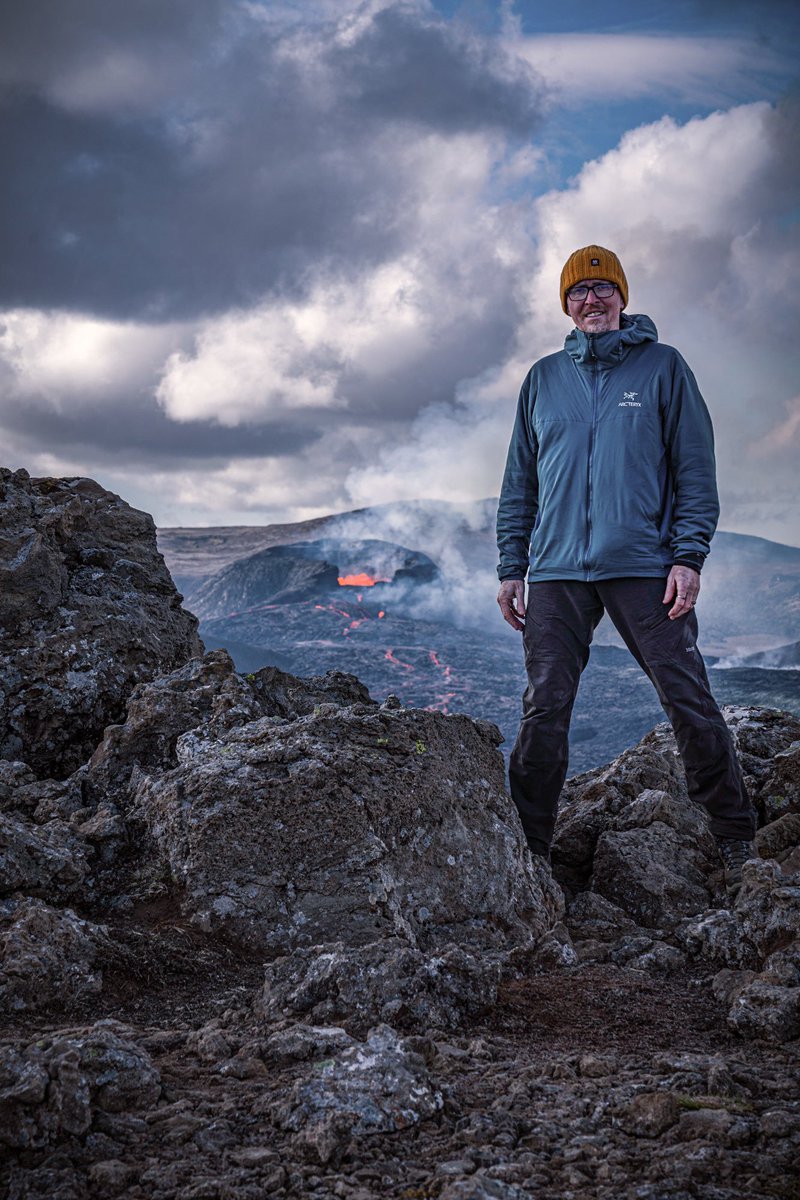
663, 564, 700, 620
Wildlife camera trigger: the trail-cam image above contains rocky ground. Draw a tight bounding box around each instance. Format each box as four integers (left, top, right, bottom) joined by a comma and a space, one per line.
1, 474, 799, 1200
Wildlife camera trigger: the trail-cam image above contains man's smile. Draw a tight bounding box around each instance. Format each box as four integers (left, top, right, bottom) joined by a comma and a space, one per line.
565, 277, 624, 333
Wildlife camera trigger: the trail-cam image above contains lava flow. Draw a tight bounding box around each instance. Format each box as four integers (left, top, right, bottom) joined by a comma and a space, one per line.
337, 572, 389, 587
428, 650, 454, 682
384, 649, 414, 670
425, 648, 457, 713
314, 596, 387, 636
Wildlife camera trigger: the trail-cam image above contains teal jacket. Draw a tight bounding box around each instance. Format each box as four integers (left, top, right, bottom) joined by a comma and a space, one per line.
496, 314, 719, 582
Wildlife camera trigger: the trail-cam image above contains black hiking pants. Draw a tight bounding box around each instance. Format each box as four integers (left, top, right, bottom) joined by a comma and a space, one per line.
509, 577, 755, 853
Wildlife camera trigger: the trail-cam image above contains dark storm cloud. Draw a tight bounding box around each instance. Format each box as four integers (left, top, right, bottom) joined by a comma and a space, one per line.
0, 0, 225, 107
327, 4, 542, 132
0, 392, 319, 466
0, 0, 544, 321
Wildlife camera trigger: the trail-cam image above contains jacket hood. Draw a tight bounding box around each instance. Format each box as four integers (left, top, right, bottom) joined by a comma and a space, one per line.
565, 312, 658, 366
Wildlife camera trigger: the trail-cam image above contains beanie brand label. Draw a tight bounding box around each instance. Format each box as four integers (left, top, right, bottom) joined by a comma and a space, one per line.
591, 258, 599, 265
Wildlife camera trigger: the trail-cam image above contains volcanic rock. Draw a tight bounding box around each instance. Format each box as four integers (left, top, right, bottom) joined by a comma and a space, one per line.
551, 711, 800, 1044
276, 1024, 442, 1166
130, 678, 563, 957
553, 709, 800, 909
0, 469, 202, 779
590, 788, 716, 929
726, 980, 800, 1042
258, 938, 505, 1035
0, 1023, 160, 1149
757, 739, 800, 824
0, 897, 109, 1013
86, 649, 372, 806
0, 809, 89, 900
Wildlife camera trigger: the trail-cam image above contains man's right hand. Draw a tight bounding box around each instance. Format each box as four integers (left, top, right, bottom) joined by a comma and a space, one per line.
497, 579, 526, 631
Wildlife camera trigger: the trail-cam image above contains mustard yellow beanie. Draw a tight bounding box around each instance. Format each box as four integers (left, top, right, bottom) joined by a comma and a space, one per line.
560, 245, 628, 313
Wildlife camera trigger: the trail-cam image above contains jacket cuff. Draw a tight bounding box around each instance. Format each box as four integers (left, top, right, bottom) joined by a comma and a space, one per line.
673, 553, 704, 573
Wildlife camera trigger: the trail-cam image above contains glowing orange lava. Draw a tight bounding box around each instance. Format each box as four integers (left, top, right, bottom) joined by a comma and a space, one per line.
384, 649, 413, 671
337, 572, 389, 587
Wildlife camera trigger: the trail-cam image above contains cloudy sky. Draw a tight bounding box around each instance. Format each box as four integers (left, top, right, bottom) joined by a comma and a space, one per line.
1, 0, 798, 543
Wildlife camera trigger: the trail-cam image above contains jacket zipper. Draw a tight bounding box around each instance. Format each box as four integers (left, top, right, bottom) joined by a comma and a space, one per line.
585, 338, 598, 576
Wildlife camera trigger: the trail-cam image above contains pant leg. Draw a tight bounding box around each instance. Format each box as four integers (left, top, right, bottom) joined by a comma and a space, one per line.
509, 581, 605, 851
598, 577, 755, 840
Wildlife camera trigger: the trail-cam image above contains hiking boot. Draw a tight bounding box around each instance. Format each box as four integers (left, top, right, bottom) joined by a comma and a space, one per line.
715, 837, 755, 898
526, 837, 551, 865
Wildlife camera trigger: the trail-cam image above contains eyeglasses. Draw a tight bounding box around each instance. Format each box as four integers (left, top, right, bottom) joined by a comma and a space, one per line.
566, 282, 618, 302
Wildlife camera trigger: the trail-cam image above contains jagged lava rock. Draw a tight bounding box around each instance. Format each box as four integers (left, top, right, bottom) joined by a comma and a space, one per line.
86, 649, 371, 807
590, 788, 717, 928
0, 1023, 160, 1149
259, 937, 505, 1034
128, 654, 563, 958
0, 468, 202, 778
553, 709, 799, 910
716, 858, 800, 1042
0, 897, 109, 1013
0, 809, 89, 900
554, 709, 800, 1041
276, 1024, 442, 1166
758, 739, 800, 824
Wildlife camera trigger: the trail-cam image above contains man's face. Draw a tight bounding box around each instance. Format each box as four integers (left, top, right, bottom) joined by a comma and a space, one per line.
566, 278, 624, 334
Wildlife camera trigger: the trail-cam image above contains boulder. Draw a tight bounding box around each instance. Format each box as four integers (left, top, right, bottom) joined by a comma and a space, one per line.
553, 710, 800, 900
0, 897, 109, 1013
86, 649, 371, 808
0, 1024, 160, 1149
591, 825, 712, 930
276, 1024, 442, 1165
726, 981, 800, 1042
258, 938, 504, 1035
755, 811, 800, 861
724, 708, 800, 777
0, 759, 86, 821
757, 740, 800, 824
131, 693, 563, 957
0, 810, 89, 900
576, 788, 717, 930
0, 469, 202, 778
552, 727, 688, 894
679, 857, 800, 1042
260, 1023, 357, 1067
735, 858, 800, 959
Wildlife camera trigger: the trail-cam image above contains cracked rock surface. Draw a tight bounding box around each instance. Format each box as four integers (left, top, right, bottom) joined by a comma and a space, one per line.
0, 469, 202, 778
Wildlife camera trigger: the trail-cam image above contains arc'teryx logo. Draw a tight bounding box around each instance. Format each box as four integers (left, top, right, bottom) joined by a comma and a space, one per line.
619, 391, 641, 407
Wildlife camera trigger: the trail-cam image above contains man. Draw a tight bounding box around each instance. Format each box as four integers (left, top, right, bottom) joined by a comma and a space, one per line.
496, 245, 756, 896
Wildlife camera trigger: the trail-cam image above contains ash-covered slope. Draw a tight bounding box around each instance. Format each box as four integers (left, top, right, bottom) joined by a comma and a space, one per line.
189, 538, 438, 620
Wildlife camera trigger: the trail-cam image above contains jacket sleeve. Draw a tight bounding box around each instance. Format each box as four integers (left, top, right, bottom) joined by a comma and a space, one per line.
496, 369, 539, 581
662, 356, 720, 568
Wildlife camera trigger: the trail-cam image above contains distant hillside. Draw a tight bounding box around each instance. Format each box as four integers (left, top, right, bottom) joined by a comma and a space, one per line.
159, 498, 800, 655
157, 498, 496, 596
